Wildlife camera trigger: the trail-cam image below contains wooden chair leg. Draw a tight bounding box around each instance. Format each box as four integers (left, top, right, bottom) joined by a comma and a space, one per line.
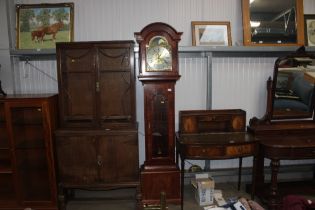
238, 157, 243, 191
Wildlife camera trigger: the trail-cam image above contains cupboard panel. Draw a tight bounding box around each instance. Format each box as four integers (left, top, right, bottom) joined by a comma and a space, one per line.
61, 73, 96, 122
99, 133, 139, 182
55, 135, 98, 184
98, 48, 131, 71
99, 72, 132, 122
64, 48, 94, 73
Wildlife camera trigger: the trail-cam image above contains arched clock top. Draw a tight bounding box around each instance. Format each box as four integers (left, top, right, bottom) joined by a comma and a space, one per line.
135, 22, 182, 80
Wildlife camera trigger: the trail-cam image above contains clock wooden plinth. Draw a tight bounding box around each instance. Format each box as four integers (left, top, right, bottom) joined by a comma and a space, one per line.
140, 165, 181, 205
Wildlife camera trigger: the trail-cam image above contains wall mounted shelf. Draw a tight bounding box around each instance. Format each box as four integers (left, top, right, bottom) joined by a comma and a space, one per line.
10, 46, 315, 60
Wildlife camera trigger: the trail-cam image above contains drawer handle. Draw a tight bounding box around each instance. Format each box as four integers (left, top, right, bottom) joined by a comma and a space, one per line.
202, 149, 206, 153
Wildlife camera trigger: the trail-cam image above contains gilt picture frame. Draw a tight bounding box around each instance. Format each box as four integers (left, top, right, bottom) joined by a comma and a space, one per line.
304, 15, 315, 46
191, 21, 232, 46
16, 3, 74, 49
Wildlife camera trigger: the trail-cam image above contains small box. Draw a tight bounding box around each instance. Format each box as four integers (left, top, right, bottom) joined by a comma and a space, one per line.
191, 173, 215, 206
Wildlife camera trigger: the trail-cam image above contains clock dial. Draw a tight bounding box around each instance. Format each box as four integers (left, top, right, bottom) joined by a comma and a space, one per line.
146, 36, 172, 71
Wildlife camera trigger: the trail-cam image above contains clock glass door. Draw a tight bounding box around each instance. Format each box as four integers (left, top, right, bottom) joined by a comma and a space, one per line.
145, 83, 175, 161
152, 92, 169, 157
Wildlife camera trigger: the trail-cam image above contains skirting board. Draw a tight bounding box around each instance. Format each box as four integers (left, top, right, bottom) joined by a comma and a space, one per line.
183, 164, 315, 185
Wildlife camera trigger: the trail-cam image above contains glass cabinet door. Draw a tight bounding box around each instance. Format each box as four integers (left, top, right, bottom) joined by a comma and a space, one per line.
0, 102, 16, 203
9, 106, 52, 202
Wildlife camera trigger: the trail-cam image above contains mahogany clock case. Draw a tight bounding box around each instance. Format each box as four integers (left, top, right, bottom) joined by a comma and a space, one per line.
135, 22, 182, 205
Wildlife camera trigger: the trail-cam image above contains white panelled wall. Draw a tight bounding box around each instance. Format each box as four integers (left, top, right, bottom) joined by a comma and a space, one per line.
4, 0, 315, 169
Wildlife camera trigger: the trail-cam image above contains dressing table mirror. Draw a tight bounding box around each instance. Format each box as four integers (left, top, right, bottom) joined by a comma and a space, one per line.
271, 47, 315, 119
242, 0, 304, 46
247, 47, 315, 210
250, 46, 315, 125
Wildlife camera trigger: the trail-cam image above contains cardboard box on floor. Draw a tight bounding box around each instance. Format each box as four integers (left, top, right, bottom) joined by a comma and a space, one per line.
191, 173, 215, 206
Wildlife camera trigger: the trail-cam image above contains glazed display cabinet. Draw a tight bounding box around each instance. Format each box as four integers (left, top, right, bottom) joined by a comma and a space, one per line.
0, 94, 58, 210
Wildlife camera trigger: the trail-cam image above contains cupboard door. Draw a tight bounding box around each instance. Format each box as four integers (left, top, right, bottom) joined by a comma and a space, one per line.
98, 44, 136, 128
98, 131, 139, 183
0, 102, 16, 203
58, 47, 97, 127
55, 134, 99, 185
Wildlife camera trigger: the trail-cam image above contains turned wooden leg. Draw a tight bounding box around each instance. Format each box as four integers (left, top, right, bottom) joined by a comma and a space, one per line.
251, 155, 257, 200
270, 159, 280, 210
256, 147, 265, 188
238, 157, 243, 191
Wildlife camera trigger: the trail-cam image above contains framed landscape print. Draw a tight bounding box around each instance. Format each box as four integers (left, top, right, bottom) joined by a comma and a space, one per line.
192, 21, 232, 46
16, 3, 74, 49
304, 15, 315, 46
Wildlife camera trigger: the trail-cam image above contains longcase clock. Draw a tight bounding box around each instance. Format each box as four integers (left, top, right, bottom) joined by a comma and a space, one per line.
135, 22, 182, 205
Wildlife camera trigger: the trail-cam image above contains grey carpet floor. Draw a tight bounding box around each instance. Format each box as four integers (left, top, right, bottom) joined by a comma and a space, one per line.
65, 182, 257, 210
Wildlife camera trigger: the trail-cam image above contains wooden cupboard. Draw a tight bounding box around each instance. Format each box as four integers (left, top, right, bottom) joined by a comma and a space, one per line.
0, 94, 58, 210
55, 41, 139, 209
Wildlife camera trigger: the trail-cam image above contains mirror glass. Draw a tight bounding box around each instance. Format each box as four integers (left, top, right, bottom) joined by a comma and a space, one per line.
242, 0, 304, 46
272, 49, 315, 119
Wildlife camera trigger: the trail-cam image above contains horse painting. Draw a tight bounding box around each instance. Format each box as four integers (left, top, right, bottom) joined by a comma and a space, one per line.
31, 21, 64, 42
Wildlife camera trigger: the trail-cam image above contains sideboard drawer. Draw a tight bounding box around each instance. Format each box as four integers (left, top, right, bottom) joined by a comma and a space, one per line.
226, 144, 254, 156
185, 146, 224, 158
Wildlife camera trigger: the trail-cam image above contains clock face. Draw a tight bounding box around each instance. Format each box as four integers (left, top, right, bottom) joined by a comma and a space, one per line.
146, 36, 172, 71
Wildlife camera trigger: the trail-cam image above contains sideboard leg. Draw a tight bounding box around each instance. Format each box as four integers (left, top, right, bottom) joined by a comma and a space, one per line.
269, 159, 280, 210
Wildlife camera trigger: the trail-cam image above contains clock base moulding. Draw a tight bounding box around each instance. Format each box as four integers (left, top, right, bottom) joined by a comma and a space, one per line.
139, 165, 181, 205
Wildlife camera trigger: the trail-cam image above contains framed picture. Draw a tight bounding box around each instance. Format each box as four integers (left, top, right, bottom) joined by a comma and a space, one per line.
304, 15, 315, 46
16, 3, 74, 49
191, 21, 232, 46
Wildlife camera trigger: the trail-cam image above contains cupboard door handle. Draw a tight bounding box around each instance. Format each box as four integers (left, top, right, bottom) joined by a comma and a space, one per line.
96, 82, 100, 92
97, 155, 102, 166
